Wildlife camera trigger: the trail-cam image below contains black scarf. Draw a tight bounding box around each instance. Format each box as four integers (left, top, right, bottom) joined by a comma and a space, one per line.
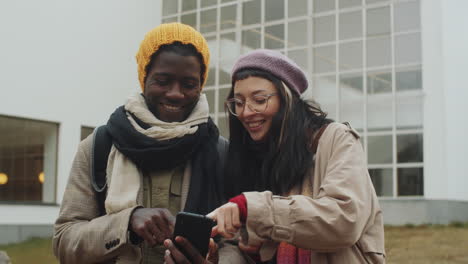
106, 106, 225, 215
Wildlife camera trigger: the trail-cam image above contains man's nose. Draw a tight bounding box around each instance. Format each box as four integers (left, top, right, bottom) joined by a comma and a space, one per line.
166, 83, 184, 100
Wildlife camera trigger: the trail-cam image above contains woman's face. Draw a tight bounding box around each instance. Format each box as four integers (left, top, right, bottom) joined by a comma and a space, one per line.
233, 76, 281, 142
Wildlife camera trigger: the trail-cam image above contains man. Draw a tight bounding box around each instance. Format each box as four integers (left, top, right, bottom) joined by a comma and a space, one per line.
53, 23, 240, 264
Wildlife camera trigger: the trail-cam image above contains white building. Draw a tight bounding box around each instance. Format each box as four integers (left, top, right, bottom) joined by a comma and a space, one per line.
0, 0, 162, 244
1, 0, 467, 244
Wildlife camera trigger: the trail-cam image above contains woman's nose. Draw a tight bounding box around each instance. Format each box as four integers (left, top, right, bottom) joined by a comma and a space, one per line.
240, 103, 256, 118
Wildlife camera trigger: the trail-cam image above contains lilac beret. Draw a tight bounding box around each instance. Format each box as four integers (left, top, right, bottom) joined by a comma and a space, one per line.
231, 49, 308, 95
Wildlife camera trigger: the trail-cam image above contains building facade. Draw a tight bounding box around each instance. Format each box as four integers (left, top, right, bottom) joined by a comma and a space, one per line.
1, 0, 468, 245
160, 0, 468, 225
0, 0, 161, 244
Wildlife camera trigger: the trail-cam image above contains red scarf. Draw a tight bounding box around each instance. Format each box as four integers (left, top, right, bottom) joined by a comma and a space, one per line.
276, 242, 310, 264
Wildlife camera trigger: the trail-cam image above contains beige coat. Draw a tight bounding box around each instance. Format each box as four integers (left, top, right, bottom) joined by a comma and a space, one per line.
242, 123, 386, 263
53, 135, 245, 264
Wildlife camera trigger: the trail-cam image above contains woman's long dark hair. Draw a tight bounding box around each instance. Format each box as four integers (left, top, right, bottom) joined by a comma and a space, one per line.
224, 69, 333, 198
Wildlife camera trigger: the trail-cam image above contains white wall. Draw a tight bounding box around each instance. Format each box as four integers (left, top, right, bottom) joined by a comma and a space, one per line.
440, 0, 468, 200
0, 0, 161, 225
423, 0, 468, 201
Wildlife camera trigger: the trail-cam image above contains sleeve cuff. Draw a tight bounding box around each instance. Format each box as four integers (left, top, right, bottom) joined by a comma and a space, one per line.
229, 194, 247, 223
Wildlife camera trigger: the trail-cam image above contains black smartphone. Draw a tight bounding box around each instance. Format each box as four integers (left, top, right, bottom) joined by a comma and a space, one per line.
173, 212, 214, 258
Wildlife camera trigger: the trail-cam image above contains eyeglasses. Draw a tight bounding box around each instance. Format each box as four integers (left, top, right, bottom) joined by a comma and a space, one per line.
225, 93, 277, 116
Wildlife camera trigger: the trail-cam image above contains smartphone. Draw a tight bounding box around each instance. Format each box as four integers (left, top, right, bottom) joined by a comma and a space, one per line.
173, 212, 214, 258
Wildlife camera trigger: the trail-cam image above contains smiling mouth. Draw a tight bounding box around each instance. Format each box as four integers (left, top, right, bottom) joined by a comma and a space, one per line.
246, 120, 265, 129
161, 103, 183, 112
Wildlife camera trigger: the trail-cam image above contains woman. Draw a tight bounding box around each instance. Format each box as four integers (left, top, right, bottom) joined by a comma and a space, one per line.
208, 49, 386, 263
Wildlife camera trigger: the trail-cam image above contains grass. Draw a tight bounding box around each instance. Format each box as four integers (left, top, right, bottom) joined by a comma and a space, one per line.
385, 223, 468, 264
0, 224, 467, 264
0, 237, 57, 264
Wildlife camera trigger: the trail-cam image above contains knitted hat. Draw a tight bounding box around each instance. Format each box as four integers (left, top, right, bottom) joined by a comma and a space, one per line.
231, 49, 308, 95
136, 23, 210, 91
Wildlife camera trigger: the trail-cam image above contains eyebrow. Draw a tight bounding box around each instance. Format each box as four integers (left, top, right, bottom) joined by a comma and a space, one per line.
234, 89, 269, 97
151, 72, 199, 82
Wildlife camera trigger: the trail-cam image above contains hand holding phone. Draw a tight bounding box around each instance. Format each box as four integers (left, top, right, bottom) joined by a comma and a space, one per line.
172, 212, 214, 257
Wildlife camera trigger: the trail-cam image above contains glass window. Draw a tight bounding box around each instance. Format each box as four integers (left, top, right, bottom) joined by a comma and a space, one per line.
201, 0, 217, 8
366, 6, 390, 37
313, 45, 336, 73
200, 8, 217, 33
0, 115, 58, 203
340, 73, 364, 129
369, 168, 393, 196
398, 168, 423, 196
163, 0, 178, 16
219, 32, 237, 86
205, 90, 216, 113
221, 0, 235, 3
313, 15, 335, 44
367, 69, 392, 94
220, 32, 237, 59
366, 0, 387, 4
395, 33, 421, 65
242, 0, 261, 25
206, 67, 216, 87
206, 35, 218, 58
218, 88, 231, 113
289, 0, 307, 17
162, 17, 178, 24
221, 4, 237, 30
339, 0, 362, 9
339, 11, 362, 40
206, 36, 218, 87
80, 126, 94, 141
339, 41, 362, 71
312, 75, 337, 119
288, 49, 308, 71
396, 66, 422, 91
242, 28, 261, 53
288, 20, 308, 48
314, 0, 335, 13
367, 36, 391, 67
397, 134, 423, 163
396, 95, 423, 129
394, 1, 420, 32
265, 0, 284, 22
181, 12, 197, 29
368, 95, 393, 131
217, 115, 230, 138
218, 65, 231, 86
182, 0, 197, 12
367, 135, 393, 164
265, 24, 285, 49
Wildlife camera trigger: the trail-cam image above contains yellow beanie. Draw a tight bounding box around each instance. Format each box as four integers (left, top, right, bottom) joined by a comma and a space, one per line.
136, 23, 210, 91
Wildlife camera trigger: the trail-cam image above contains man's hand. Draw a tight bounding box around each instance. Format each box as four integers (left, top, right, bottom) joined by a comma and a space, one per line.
207, 202, 241, 239
163, 237, 218, 264
129, 208, 175, 246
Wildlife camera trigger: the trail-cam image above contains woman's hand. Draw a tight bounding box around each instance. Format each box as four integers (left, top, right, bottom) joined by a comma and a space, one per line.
207, 202, 241, 239
163, 237, 218, 264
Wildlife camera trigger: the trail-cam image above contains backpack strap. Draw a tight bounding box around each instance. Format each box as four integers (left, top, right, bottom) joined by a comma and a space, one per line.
310, 123, 329, 154
91, 125, 112, 216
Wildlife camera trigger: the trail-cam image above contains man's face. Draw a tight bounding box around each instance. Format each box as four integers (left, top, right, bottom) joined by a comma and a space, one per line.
144, 51, 202, 122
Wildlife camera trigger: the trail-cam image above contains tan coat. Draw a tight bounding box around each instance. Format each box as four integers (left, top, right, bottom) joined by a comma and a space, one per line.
243, 123, 386, 263
53, 135, 246, 264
